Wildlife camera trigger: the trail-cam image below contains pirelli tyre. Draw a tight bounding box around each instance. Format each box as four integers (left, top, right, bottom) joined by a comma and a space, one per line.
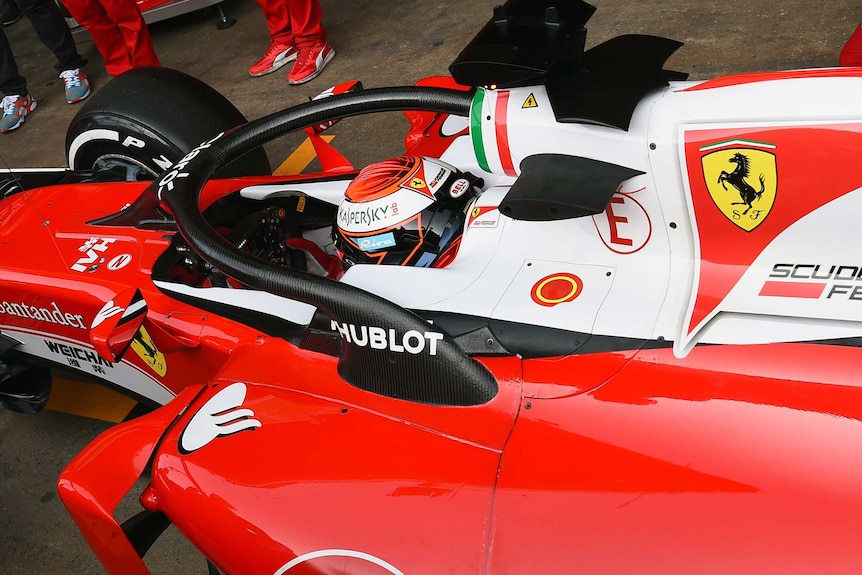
65, 66, 271, 179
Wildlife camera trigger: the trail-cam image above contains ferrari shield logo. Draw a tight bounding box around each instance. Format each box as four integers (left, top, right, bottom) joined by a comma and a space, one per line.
702, 146, 777, 231
131, 325, 167, 377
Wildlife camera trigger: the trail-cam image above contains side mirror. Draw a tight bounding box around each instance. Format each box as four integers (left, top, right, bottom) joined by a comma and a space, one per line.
307, 80, 363, 134
291, 81, 364, 175
90, 288, 147, 363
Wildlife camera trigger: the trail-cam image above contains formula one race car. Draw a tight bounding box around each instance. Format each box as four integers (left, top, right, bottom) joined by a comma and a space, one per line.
5, 0, 862, 573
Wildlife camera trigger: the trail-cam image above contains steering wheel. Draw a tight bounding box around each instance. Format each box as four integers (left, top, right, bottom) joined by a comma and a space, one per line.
152, 86, 498, 407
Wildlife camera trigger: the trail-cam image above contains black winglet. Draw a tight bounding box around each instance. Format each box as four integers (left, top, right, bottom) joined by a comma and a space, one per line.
499, 154, 644, 221
449, 0, 596, 88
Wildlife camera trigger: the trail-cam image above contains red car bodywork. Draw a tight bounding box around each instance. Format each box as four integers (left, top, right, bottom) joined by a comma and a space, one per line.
43, 1, 862, 572
59, 335, 862, 574
0, 177, 285, 405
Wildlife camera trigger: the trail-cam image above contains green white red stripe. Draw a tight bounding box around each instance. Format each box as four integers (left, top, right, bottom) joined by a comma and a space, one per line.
470, 88, 517, 176
470, 89, 490, 171
699, 138, 776, 152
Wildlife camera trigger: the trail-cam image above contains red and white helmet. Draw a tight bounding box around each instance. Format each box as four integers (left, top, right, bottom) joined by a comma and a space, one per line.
333, 156, 479, 267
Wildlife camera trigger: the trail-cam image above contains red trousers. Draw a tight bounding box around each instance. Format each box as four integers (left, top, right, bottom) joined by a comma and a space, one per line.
840, 23, 862, 66
60, 0, 161, 76
255, 0, 325, 47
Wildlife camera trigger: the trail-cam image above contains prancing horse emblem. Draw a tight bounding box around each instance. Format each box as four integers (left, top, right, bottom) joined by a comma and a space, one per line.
702, 145, 777, 232
718, 152, 765, 215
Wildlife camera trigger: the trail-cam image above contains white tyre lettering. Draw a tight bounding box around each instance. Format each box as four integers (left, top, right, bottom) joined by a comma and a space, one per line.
152, 155, 173, 171
121, 136, 145, 149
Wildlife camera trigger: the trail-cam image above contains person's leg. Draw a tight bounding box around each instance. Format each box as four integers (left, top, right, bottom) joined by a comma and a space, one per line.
1, 0, 24, 27
0, 26, 36, 132
59, 0, 128, 75
249, 0, 298, 76
285, 0, 323, 45
284, 0, 332, 84
15, 0, 86, 73
0, 25, 27, 95
255, 0, 295, 46
95, 0, 159, 70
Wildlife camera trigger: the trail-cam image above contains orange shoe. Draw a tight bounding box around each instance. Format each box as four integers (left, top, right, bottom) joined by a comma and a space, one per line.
287, 40, 335, 85
249, 41, 298, 77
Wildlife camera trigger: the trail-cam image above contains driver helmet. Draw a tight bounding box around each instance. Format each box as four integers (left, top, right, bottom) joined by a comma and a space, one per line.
333, 156, 480, 267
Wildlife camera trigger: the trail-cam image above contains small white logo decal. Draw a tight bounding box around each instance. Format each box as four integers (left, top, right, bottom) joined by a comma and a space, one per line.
330, 321, 444, 355
274, 549, 405, 575
71, 237, 116, 272
180, 382, 261, 453
91, 299, 124, 329
107, 253, 132, 271
449, 178, 470, 198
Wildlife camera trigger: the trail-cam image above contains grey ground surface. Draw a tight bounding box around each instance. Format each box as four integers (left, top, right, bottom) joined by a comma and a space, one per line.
0, 1, 860, 573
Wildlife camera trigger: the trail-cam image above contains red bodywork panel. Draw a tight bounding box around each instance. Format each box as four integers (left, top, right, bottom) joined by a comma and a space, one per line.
0, 175, 317, 404
59, 340, 862, 574
681, 67, 862, 91
58, 385, 206, 575
491, 344, 862, 573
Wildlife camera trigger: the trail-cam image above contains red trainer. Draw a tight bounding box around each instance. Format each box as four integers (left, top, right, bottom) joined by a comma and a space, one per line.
288, 40, 335, 85
249, 41, 298, 77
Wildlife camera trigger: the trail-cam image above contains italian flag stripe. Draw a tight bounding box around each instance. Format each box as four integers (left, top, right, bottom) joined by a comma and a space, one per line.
470, 88, 490, 172
470, 88, 517, 176
494, 90, 516, 176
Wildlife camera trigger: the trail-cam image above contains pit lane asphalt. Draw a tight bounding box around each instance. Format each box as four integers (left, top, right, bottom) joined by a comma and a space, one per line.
1, 1, 860, 573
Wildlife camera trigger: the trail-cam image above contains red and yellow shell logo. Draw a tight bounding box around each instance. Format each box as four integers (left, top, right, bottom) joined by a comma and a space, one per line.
531, 273, 583, 307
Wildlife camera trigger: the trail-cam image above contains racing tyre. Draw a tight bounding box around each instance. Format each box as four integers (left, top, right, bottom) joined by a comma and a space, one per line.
65, 66, 271, 179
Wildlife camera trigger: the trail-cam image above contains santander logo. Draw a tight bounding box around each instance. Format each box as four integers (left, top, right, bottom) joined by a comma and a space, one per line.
179, 382, 261, 453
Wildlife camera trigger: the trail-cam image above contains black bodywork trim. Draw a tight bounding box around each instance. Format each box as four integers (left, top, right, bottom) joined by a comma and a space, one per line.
0, 331, 21, 353
499, 154, 645, 221
810, 337, 862, 348
449, 0, 687, 130
0, 360, 51, 413
546, 34, 686, 130
449, 0, 595, 88
0, 167, 131, 197
150, 234, 310, 339
296, 310, 675, 360
152, 284, 310, 339
419, 311, 673, 358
